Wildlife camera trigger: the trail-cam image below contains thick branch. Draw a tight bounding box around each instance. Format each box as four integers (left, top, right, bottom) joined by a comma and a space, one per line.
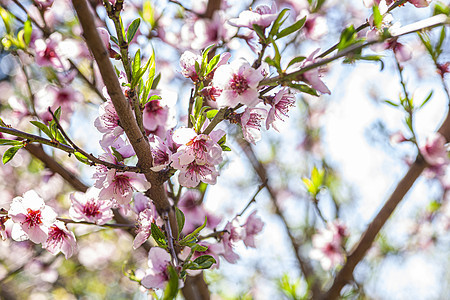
322, 53, 450, 299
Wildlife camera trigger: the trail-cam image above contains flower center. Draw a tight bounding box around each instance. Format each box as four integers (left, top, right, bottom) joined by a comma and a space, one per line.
24, 209, 43, 228
83, 201, 101, 217
48, 225, 65, 243
113, 175, 131, 195
230, 74, 249, 95
44, 47, 57, 60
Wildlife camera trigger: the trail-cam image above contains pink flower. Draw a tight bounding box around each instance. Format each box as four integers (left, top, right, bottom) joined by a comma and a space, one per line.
240, 107, 267, 144
0, 216, 12, 240
35, 0, 54, 9
420, 133, 449, 167
69, 187, 114, 225
180, 51, 201, 82
298, 49, 331, 94
408, 0, 431, 7
309, 221, 348, 270
228, 3, 278, 29
171, 127, 224, 187
191, 11, 236, 50
389, 131, 408, 145
191, 242, 223, 269
8, 190, 57, 244
133, 192, 155, 214
33, 33, 69, 71
94, 100, 124, 147
133, 208, 157, 250
150, 135, 172, 172
172, 127, 224, 166
97, 27, 111, 50
37, 85, 82, 123
213, 60, 264, 108
44, 220, 77, 259
242, 211, 264, 248
221, 218, 243, 263
141, 247, 172, 290
98, 170, 150, 205
142, 91, 176, 136
265, 88, 296, 131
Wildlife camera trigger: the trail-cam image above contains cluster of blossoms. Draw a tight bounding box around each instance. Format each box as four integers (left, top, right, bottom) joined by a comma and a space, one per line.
309, 221, 348, 270
5, 191, 76, 259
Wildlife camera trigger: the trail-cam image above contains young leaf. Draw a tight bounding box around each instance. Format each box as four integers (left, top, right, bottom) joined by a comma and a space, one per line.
151, 73, 161, 90
30, 121, 53, 139
252, 24, 266, 42
419, 91, 433, 109
286, 56, 306, 69
74, 151, 90, 165
2, 145, 22, 164
372, 5, 382, 30
0, 139, 23, 146
187, 255, 216, 270
151, 223, 167, 247
127, 18, 141, 44
175, 207, 185, 239
206, 54, 221, 75
206, 109, 219, 120
180, 217, 207, 244
190, 244, 208, 252
163, 266, 179, 300
23, 18, 32, 46
289, 83, 319, 96
276, 16, 306, 40
268, 8, 290, 38
132, 49, 141, 78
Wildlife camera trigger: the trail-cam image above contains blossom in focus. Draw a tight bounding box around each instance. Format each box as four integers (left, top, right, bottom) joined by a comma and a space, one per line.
420, 133, 449, 167
44, 220, 77, 259
213, 60, 264, 108
69, 187, 114, 225
171, 127, 224, 187
265, 88, 296, 131
94, 100, 124, 147
150, 135, 172, 171
240, 107, 267, 144
228, 3, 278, 29
8, 190, 57, 244
309, 220, 348, 270
141, 247, 171, 290
180, 51, 202, 82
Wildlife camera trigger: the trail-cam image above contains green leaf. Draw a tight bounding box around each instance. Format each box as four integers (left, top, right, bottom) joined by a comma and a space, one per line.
436, 26, 446, 56
53, 106, 62, 121
276, 16, 306, 40
206, 54, 220, 75
175, 207, 185, 239
311, 166, 324, 188
151, 223, 167, 247
111, 146, 124, 162
2, 145, 22, 164
110, 35, 119, 46
180, 217, 207, 244
131, 54, 153, 88
252, 24, 266, 42
132, 49, 141, 78
302, 177, 317, 196
434, 2, 450, 16
187, 255, 216, 270
337, 25, 360, 51
206, 109, 219, 120
286, 56, 306, 69
23, 18, 32, 46
289, 83, 319, 96
372, 5, 382, 30
269, 8, 290, 38
190, 244, 208, 252
419, 91, 433, 108
384, 100, 399, 107
74, 151, 90, 165
30, 121, 53, 139
0, 118, 6, 127
221, 145, 231, 151
0, 139, 23, 146
151, 73, 161, 89
127, 18, 141, 44
163, 266, 179, 300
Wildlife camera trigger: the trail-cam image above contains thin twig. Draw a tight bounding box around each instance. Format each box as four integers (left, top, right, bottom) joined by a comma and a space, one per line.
58, 217, 135, 228
237, 179, 267, 217
163, 211, 179, 266
48, 108, 142, 172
